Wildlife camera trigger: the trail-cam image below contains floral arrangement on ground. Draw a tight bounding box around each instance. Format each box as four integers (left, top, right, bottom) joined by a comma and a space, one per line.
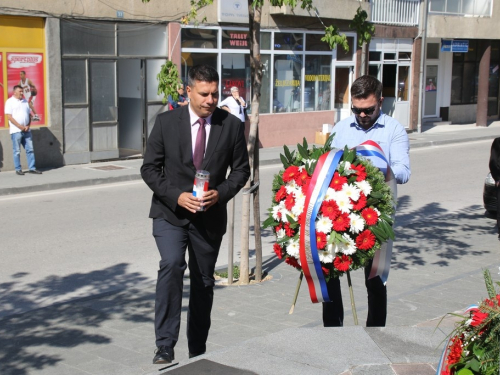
263, 137, 396, 280
438, 269, 500, 375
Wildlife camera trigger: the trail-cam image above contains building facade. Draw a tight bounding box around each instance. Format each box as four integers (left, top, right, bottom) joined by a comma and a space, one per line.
0, 0, 497, 171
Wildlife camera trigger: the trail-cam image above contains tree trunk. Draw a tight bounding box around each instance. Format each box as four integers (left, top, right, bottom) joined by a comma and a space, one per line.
240, 1, 263, 285
253, 126, 262, 282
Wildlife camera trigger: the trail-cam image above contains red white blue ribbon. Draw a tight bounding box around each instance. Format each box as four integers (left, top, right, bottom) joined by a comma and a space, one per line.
299, 149, 344, 303
435, 305, 478, 375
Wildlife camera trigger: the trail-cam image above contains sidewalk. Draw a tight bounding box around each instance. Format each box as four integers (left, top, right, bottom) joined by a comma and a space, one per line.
1, 121, 499, 196
1, 121, 499, 375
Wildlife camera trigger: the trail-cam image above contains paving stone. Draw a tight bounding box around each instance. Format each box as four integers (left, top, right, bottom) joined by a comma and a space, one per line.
351, 364, 396, 375
391, 363, 436, 375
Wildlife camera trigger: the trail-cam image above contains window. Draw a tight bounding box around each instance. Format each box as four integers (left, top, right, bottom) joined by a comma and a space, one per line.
118, 23, 167, 56
274, 32, 304, 51
430, 0, 492, 16
306, 34, 330, 52
181, 28, 218, 49
427, 44, 439, 59
63, 60, 87, 104
222, 30, 249, 49
337, 37, 355, 61
304, 55, 331, 111
273, 55, 302, 112
62, 21, 115, 56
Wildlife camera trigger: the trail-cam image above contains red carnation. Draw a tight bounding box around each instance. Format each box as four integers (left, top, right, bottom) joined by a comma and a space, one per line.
332, 212, 350, 232
284, 223, 295, 237
285, 256, 301, 270
470, 310, 489, 327
275, 186, 287, 202
296, 169, 310, 186
321, 266, 330, 276
320, 200, 340, 220
301, 178, 311, 194
351, 192, 367, 211
353, 164, 367, 181
284, 194, 295, 211
273, 243, 284, 259
447, 336, 463, 365
316, 231, 327, 250
356, 230, 376, 250
361, 208, 379, 226
333, 255, 352, 272
329, 171, 347, 191
283, 166, 300, 183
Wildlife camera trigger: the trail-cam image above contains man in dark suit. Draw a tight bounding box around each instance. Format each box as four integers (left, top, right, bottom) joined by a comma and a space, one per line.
141, 65, 250, 364
489, 137, 500, 239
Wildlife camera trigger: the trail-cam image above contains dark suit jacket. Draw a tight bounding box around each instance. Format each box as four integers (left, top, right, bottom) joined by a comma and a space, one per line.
141, 106, 250, 238
490, 138, 500, 183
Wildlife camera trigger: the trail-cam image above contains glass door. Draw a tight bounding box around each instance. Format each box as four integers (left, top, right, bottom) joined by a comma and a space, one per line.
424, 65, 439, 117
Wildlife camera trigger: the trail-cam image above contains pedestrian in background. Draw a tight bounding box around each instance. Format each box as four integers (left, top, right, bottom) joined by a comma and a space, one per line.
167, 83, 188, 111
219, 86, 246, 124
141, 65, 250, 365
323, 75, 410, 327
488, 137, 500, 240
5, 85, 42, 175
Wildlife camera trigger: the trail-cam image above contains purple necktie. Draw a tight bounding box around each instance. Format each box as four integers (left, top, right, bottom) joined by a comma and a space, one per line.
193, 118, 206, 170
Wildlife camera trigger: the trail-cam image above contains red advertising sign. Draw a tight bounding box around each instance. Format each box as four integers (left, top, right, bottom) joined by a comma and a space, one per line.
7, 53, 45, 126
0, 53, 4, 127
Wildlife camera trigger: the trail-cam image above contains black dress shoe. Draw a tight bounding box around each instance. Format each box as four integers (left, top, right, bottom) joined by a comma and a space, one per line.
189, 351, 205, 359
28, 169, 42, 174
16, 170, 25, 176
153, 346, 174, 364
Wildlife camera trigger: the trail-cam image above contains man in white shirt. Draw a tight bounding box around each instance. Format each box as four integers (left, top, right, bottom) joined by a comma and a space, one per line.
5, 85, 42, 175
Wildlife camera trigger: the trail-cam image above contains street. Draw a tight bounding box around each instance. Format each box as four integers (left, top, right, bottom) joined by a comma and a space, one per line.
0, 139, 495, 319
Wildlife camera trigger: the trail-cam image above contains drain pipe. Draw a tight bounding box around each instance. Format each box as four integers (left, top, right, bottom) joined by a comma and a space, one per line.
417, 0, 429, 133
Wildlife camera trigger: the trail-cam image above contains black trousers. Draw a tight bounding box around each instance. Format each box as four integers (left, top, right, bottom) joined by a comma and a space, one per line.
153, 217, 222, 354
322, 259, 387, 327
496, 186, 500, 233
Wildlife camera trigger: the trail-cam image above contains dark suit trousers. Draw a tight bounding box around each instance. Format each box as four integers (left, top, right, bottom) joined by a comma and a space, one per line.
322, 259, 387, 327
153, 217, 222, 354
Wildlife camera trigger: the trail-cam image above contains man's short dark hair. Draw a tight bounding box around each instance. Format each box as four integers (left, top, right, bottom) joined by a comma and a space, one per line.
20, 71, 26, 75
188, 65, 219, 87
351, 75, 383, 100
13, 85, 23, 91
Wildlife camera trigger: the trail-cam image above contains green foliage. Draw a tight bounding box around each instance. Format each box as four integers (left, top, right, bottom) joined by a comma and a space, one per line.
484, 269, 496, 300
322, 25, 349, 52
349, 7, 375, 47
156, 61, 181, 105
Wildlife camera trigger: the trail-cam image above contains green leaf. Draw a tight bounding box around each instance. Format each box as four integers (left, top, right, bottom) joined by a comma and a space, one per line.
280, 154, 290, 169
284, 145, 293, 162
456, 368, 474, 375
262, 216, 277, 229
297, 144, 309, 159
302, 137, 308, 151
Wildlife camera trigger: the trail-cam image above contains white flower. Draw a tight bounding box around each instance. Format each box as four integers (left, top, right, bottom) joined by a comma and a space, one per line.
334, 191, 353, 214
286, 239, 300, 257
324, 187, 337, 202
342, 183, 361, 202
272, 205, 281, 221
276, 228, 286, 240
342, 161, 352, 170
349, 213, 365, 234
278, 201, 293, 223
316, 215, 333, 234
355, 180, 372, 196
339, 234, 356, 255
285, 180, 298, 194
318, 247, 334, 263
291, 199, 305, 217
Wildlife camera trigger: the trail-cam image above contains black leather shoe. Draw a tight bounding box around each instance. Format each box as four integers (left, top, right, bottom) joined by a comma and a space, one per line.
28, 169, 42, 174
189, 351, 205, 359
16, 170, 25, 176
153, 346, 174, 364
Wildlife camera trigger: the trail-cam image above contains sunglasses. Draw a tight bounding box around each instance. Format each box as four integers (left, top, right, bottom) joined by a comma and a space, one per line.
351, 105, 377, 116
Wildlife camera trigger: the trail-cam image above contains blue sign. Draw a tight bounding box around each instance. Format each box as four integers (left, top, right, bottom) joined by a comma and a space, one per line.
441, 39, 469, 53
116, 10, 124, 18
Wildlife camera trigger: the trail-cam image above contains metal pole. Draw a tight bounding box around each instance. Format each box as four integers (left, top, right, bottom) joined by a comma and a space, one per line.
417, 0, 429, 134
227, 197, 235, 285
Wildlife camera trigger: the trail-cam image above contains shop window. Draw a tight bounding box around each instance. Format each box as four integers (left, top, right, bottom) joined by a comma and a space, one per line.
427, 43, 439, 59
335, 67, 350, 109
260, 54, 271, 113
62, 21, 115, 56
118, 23, 167, 56
147, 59, 167, 102
180, 53, 218, 86
181, 28, 218, 49
261, 32, 271, 50
221, 53, 251, 112
273, 55, 302, 112
63, 60, 87, 104
222, 30, 249, 49
398, 66, 409, 101
304, 55, 331, 111
274, 33, 303, 51
369, 52, 381, 61
337, 37, 354, 61
306, 34, 330, 52
90, 61, 116, 122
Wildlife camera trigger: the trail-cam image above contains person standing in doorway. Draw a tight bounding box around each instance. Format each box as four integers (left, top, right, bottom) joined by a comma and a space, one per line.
19, 71, 40, 121
5, 85, 42, 175
219, 86, 246, 125
323, 75, 410, 327
141, 65, 249, 364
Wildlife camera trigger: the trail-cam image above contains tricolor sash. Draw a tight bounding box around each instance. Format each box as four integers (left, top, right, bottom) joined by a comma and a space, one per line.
355, 140, 397, 285
299, 148, 344, 303
298, 141, 396, 303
